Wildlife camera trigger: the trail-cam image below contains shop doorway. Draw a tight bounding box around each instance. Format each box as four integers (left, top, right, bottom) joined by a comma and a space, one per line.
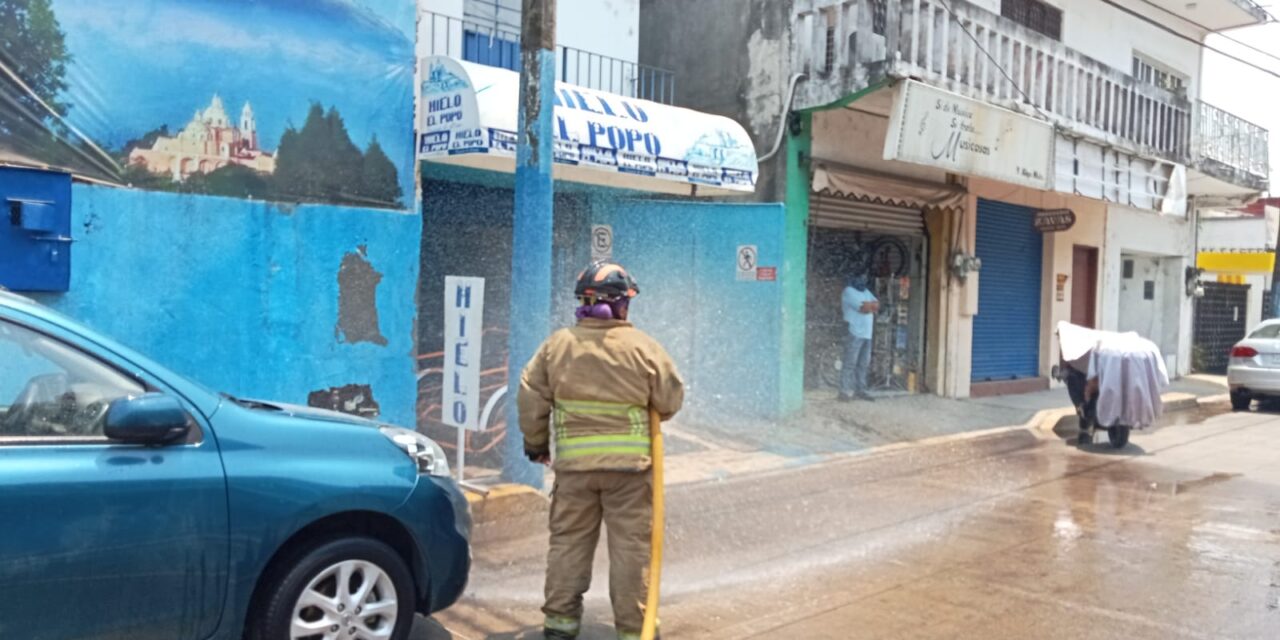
804, 211, 928, 394
1071, 245, 1098, 327
1193, 281, 1249, 374
971, 199, 1043, 384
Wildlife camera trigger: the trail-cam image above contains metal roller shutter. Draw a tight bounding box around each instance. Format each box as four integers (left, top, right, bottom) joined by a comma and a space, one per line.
971, 199, 1043, 381
809, 195, 924, 236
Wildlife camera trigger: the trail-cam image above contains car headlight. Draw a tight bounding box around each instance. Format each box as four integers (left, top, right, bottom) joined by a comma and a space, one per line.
379, 426, 451, 477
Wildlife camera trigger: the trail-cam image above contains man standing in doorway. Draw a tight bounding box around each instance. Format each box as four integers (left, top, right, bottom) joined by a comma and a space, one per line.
840, 273, 879, 402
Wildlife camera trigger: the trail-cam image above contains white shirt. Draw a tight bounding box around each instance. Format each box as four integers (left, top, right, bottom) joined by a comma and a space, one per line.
841, 286, 877, 339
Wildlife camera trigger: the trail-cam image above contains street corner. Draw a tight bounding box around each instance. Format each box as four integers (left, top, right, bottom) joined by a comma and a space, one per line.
1162, 392, 1199, 412
465, 482, 550, 544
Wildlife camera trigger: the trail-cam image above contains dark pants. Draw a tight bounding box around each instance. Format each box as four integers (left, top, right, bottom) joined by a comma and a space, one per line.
840, 335, 871, 396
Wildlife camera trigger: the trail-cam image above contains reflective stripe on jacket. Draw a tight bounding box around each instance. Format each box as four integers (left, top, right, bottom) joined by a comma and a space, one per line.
519, 318, 684, 472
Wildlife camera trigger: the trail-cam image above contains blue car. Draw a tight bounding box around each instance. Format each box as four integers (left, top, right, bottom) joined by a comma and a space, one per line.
0, 290, 470, 640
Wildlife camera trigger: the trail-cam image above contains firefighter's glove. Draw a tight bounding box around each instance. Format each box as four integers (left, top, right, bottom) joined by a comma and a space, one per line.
525, 443, 551, 466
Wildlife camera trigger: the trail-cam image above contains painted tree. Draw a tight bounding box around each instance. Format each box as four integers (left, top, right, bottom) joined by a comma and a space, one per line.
273, 103, 379, 204
358, 136, 401, 206
0, 0, 71, 122
322, 106, 363, 199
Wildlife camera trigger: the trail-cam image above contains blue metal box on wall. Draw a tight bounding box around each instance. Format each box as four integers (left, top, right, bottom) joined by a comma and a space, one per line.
0, 167, 72, 292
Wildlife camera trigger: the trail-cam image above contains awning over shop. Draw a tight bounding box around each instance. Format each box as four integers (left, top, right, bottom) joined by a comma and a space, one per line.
418, 56, 756, 196
811, 162, 965, 211
1197, 251, 1276, 275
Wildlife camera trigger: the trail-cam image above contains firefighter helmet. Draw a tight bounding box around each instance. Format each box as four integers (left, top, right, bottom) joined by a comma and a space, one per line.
575, 260, 639, 302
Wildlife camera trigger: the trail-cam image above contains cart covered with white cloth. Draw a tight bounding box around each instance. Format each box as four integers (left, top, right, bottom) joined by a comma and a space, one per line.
1054, 321, 1170, 448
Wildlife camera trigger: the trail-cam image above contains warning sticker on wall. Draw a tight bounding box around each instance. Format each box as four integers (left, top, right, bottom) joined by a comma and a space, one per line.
756, 266, 777, 281
736, 245, 758, 281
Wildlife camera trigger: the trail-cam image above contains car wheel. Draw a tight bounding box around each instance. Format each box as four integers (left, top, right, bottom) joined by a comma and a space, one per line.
248, 537, 415, 640
1230, 391, 1251, 412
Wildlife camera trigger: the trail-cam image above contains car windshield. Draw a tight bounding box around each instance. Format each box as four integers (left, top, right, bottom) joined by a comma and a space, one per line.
1248, 324, 1280, 339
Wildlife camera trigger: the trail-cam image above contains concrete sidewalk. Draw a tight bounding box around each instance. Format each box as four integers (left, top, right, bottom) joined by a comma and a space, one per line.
658, 374, 1226, 483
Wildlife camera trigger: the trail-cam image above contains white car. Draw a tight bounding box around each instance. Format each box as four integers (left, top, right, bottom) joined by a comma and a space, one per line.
1227, 319, 1280, 410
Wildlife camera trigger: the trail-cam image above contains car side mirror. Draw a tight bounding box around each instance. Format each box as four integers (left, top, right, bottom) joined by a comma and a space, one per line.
104, 393, 190, 445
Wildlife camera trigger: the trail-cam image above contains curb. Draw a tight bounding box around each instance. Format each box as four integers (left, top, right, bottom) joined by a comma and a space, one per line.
462, 482, 550, 545
1032, 390, 1220, 434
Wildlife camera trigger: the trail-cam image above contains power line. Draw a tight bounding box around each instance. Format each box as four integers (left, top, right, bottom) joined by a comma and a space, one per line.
1098, 0, 1280, 81
1129, 0, 1280, 68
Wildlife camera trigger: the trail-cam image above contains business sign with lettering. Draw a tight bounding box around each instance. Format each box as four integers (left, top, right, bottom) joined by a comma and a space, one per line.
419, 56, 757, 193
1034, 208, 1076, 233
443, 276, 485, 432
884, 80, 1054, 190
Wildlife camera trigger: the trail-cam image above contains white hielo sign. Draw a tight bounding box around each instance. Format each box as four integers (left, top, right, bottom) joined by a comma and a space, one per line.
884, 80, 1054, 191
443, 276, 485, 431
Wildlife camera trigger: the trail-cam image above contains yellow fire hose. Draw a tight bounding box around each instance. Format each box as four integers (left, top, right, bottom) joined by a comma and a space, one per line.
641, 408, 664, 640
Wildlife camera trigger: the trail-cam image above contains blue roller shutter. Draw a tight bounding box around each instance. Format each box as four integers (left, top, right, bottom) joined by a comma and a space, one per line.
971, 199, 1043, 381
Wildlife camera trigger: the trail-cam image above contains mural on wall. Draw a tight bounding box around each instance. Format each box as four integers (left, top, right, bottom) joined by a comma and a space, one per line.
0, 0, 415, 209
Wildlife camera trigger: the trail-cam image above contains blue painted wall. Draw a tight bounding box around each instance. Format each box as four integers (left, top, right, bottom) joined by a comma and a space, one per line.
29, 184, 421, 428
599, 199, 786, 420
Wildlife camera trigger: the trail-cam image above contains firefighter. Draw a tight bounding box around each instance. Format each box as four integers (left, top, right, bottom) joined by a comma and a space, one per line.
519, 260, 684, 640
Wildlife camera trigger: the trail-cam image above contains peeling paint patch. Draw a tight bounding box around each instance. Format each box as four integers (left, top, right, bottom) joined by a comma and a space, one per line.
336, 245, 388, 346
307, 383, 381, 418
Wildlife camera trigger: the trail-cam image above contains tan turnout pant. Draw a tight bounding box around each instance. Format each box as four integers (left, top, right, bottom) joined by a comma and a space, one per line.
543, 469, 652, 637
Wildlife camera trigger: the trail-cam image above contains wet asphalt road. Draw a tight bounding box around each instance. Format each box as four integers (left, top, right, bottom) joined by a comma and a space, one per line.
416, 405, 1280, 639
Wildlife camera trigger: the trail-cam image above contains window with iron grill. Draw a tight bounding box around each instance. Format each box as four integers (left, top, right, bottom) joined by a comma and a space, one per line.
1001, 0, 1062, 41
824, 24, 836, 74
872, 0, 888, 36
1132, 56, 1186, 93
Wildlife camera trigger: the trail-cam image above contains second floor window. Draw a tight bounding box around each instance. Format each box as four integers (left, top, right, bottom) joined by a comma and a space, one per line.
1132, 55, 1187, 94
1001, 0, 1062, 41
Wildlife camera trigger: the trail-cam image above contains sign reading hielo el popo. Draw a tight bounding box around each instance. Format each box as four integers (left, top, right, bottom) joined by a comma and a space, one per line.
884, 80, 1055, 191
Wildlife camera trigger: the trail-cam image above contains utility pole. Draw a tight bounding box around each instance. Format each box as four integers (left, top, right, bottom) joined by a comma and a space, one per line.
503, 0, 556, 487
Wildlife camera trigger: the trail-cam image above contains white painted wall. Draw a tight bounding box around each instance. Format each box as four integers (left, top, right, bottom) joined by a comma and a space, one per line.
1100, 205, 1195, 376
1116, 255, 1167, 341
1198, 212, 1278, 252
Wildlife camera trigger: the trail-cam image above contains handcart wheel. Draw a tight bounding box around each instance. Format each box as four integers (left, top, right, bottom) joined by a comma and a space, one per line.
1107, 425, 1130, 449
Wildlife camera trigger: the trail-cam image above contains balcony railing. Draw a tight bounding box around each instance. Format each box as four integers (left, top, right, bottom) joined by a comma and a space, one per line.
420, 11, 676, 104
1197, 102, 1269, 186
794, 0, 1193, 162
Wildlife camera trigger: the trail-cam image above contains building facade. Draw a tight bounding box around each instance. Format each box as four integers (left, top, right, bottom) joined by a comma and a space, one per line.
640, 0, 1270, 408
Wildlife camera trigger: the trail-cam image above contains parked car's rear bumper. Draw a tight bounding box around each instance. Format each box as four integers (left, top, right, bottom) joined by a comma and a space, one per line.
1227, 364, 1280, 395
